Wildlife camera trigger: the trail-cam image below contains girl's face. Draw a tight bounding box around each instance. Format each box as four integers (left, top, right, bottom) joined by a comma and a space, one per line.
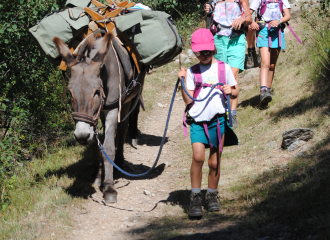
194, 50, 214, 65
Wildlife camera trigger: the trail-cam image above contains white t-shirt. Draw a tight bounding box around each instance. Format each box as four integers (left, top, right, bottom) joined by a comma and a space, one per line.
186, 62, 237, 122
250, 0, 290, 22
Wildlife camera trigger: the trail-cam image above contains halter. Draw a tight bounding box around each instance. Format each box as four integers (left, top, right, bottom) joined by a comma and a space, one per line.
71, 86, 104, 134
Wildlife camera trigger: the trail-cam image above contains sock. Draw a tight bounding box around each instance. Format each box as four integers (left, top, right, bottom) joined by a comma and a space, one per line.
267, 88, 271, 91
191, 188, 201, 193
260, 86, 267, 91
207, 188, 218, 193
231, 110, 237, 115
248, 47, 256, 52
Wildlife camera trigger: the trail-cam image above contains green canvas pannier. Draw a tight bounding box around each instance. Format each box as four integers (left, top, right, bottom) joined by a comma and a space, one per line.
28, 0, 93, 65
114, 10, 182, 67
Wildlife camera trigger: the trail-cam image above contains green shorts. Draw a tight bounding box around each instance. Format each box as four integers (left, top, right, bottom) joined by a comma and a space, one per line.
214, 34, 246, 72
190, 116, 238, 149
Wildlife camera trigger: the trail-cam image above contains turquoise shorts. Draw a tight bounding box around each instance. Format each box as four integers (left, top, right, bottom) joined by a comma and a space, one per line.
214, 34, 246, 72
257, 26, 286, 49
190, 116, 238, 149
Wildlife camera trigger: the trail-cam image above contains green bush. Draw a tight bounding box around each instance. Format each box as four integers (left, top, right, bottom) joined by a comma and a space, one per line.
0, 0, 73, 209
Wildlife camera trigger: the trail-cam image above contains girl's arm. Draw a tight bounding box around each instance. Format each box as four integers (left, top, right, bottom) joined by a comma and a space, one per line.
249, 9, 260, 30
178, 68, 194, 106
232, 0, 252, 29
269, 8, 290, 27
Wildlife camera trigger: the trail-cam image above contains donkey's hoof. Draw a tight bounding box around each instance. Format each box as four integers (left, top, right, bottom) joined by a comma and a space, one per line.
93, 178, 102, 187
131, 138, 138, 147
103, 193, 117, 203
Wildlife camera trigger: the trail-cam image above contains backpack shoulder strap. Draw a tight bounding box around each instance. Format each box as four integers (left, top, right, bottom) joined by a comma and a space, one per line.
190, 63, 203, 99
217, 60, 226, 85
259, 0, 268, 17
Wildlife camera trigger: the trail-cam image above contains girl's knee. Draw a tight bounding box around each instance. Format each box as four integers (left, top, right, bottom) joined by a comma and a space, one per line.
269, 64, 276, 71
261, 62, 270, 69
208, 158, 219, 170
193, 153, 204, 164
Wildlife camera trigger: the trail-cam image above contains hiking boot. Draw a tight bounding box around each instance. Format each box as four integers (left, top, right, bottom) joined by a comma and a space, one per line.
188, 192, 203, 219
245, 51, 255, 69
231, 114, 238, 128
260, 89, 272, 105
245, 49, 258, 69
206, 191, 221, 212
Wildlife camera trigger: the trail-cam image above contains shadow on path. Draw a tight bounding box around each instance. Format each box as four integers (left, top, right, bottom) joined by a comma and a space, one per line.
126, 134, 330, 239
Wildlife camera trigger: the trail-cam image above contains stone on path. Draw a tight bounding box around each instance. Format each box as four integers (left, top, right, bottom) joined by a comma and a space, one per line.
288, 140, 306, 151
281, 128, 314, 149
143, 190, 151, 196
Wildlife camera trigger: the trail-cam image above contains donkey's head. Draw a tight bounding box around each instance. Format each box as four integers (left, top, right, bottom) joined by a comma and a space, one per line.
53, 33, 113, 145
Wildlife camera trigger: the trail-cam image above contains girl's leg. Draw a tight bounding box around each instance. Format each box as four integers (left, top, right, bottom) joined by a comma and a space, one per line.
189, 142, 205, 218
191, 142, 206, 188
230, 67, 240, 127
267, 48, 281, 88
259, 47, 273, 104
259, 47, 271, 87
230, 67, 240, 111
207, 134, 225, 189
205, 134, 225, 212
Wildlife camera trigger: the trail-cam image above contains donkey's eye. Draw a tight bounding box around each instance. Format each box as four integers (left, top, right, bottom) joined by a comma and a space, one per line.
94, 90, 100, 96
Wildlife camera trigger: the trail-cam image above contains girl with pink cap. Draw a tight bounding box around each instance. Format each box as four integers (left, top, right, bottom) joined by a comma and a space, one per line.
205, 0, 252, 128
178, 28, 238, 219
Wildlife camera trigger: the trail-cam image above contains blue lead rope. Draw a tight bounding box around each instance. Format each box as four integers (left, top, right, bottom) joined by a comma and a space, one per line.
180, 77, 232, 127
98, 79, 181, 177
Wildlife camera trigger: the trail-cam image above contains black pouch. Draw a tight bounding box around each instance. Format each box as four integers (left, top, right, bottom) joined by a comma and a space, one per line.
257, 21, 266, 30
184, 103, 195, 125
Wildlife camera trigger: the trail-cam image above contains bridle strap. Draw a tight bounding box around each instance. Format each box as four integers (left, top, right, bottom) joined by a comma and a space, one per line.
71, 88, 104, 132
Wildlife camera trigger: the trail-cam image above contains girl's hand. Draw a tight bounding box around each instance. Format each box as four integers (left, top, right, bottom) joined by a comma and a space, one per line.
178, 68, 187, 80
223, 85, 232, 95
205, 4, 211, 13
269, 19, 280, 28
231, 17, 245, 30
249, 21, 259, 30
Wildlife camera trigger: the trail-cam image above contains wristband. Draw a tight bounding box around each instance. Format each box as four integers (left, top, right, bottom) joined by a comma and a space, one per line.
277, 19, 281, 24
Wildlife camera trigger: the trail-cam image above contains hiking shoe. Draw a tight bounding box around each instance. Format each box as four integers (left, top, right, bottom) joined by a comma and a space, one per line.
260, 89, 272, 105
206, 191, 221, 212
245, 51, 254, 69
231, 114, 238, 128
245, 49, 259, 69
188, 192, 203, 219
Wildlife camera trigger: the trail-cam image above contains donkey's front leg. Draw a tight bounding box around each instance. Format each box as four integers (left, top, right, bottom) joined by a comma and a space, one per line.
102, 108, 118, 203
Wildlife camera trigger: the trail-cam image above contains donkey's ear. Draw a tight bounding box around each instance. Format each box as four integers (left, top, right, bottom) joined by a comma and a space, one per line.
53, 37, 75, 66
91, 32, 113, 63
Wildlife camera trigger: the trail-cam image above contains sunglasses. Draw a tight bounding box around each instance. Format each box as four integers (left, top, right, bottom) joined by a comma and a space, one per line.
194, 51, 212, 57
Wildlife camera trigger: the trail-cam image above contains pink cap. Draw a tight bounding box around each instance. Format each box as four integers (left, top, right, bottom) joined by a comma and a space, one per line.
191, 28, 214, 52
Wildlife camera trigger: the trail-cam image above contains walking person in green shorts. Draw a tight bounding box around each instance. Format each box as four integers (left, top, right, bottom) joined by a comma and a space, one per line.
178, 28, 238, 219
205, 0, 251, 128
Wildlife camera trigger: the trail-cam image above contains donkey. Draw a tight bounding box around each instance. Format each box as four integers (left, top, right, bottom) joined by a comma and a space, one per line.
53, 32, 145, 203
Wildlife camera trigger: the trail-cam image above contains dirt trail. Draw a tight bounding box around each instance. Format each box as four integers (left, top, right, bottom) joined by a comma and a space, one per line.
69, 87, 186, 240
